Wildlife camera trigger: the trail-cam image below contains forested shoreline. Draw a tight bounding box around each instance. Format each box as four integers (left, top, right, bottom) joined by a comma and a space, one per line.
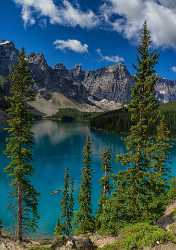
90, 103, 176, 135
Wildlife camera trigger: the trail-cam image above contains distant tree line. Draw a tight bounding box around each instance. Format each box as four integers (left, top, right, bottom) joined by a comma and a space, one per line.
90, 103, 176, 136
90, 107, 130, 134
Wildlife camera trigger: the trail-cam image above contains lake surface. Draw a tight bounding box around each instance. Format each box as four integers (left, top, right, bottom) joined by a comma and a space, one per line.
0, 120, 175, 237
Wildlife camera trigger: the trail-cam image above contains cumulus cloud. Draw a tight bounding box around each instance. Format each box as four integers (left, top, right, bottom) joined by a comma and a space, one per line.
54, 39, 88, 53
171, 66, 176, 73
21, 5, 35, 26
13, 0, 176, 49
60, 1, 99, 28
102, 0, 176, 48
97, 48, 124, 63
13, 0, 99, 28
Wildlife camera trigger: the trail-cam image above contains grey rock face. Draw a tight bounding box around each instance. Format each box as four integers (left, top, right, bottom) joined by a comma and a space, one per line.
156, 78, 176, 103
71, 64, 85, 84
27, 52, 52, 89
0, 41, 18, 76
0, 40, 176, 107
58, 237, 95, 250
53, 64, 88, 101
83, 64, 134, 103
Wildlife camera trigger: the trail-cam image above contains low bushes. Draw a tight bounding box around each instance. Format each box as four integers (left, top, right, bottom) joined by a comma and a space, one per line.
100, 223, 176, 250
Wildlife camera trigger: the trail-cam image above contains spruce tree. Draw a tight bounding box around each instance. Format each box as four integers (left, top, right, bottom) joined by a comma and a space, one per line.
76, 137, 94, 234
5, 50, 39, 241
110, 22, 170, 226
155, 117, 170, 172
55, 218, 63, 237
96, 149, 112, 232
69, 178, 74, 233
100, 149, 112, 197
147, 116, 171, 210
60, 168, 74, 237
97, 149, 112, 217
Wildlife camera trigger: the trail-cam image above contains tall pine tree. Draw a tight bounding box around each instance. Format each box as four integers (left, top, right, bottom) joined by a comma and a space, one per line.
60, 168, 74, 237
109, 22, 170, 228
76, 137, 94, 234
96, 149, 112, 232
5, 50, 39, 241
69, 178, 74, 233
101, 149, 112, 197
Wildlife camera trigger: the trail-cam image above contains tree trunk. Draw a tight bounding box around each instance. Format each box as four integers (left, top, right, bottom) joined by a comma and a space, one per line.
17, 183, 23, 242
104, 167, 108, 195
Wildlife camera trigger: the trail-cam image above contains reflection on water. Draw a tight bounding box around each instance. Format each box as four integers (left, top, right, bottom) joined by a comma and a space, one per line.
33, 120, 90, 145
0, 120, 125, 237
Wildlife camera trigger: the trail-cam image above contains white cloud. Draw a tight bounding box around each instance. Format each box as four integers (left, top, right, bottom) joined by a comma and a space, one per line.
60, 1, 99, 28
97, 48, 124, 63
54, 39, 88, 53
13, 0, 99, 28
102, 0, 176, 48
13, 0, 176, 49
14, 0, 61, 25
21, 5, 35, 26
171, 66, 176, 73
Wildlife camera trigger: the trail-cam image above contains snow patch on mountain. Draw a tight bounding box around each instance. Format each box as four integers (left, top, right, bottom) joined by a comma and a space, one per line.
0, 40, 11, 45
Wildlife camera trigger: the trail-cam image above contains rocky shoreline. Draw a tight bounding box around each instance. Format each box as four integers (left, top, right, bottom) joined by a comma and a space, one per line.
1, 234, 176, 250
0, 234, 117, 250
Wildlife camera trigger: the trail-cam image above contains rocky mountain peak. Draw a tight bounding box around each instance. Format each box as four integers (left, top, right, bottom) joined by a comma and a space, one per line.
107, 63, 126, 72
0, 40, 14, 47
82, 63, 134, 103
53, 63, 69, 78
54, 63, 66, 71
0, 40, 18, 76
72, 64, 85, 82
26, 52, 52, 89
73, 64, 82, 73
0, 39, 176, 112
28, 53, 48, 71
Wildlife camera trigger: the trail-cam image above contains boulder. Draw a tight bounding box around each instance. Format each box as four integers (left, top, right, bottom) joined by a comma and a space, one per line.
54, 236, 95, 250
74, 237, 95, 250
157, 200, 176, 230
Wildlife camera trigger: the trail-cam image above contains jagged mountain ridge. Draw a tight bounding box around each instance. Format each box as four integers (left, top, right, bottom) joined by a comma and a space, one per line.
0, 40, 175, 115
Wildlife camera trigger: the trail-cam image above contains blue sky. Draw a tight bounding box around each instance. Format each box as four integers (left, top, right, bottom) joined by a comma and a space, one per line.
1, 0, 176, 79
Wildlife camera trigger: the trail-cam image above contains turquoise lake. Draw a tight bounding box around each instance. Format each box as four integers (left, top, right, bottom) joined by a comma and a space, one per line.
0, 120, 175, 237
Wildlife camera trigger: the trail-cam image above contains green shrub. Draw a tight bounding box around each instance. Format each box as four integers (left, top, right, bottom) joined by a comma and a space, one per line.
100, 223, 176, 250
168, 222, 176, 235
165, 178, 176, 204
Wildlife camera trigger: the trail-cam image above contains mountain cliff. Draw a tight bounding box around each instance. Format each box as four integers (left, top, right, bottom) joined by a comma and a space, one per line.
0, 40, 175, 115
